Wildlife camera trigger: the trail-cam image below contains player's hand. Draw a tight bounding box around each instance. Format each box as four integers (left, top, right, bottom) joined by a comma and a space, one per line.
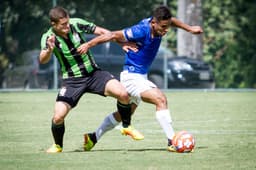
77, 43, 89, 54
121, 42, 138, 52
46, 35, 56, 52
189, 26, 203, 34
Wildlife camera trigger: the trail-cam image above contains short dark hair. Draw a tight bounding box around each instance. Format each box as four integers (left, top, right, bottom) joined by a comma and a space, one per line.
49, 6, 69, 22
153, 6, 172, 21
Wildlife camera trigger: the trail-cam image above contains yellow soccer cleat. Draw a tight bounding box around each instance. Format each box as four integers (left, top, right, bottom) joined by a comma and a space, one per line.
120, 126, 144, 140
167, 145, 178, 152
46, 144, 62, 153
83, 133, 95, 151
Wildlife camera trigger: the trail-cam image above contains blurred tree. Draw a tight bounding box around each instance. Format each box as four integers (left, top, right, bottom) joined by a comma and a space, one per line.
177, 0, 203, 59
0, 0, 164, 57
0, 0, 255, 88
203, 0, 256, 88
57, 0, 164, 29
0, 0, 164, 87
0, 0, 51, 62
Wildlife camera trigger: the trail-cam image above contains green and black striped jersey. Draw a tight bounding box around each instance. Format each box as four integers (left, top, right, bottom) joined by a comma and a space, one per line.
41, 18, 100, 79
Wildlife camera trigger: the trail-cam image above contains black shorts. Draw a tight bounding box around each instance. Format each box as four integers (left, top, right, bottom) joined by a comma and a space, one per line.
56, 70, 115, 108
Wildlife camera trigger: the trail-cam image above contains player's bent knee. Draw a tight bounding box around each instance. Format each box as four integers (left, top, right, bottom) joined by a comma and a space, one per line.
155, 96, 168, 108
117, 91, 130, 104
52, 115, 65, 124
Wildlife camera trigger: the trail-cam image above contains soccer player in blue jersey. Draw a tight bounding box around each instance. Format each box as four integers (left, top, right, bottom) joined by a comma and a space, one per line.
39, 6, 141, 153
83, 5, 203, 152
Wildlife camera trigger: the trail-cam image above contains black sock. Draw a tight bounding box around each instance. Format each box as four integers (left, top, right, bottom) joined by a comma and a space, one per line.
89, 132, 97, 144
51, 121, 65, 148
168, 139, 172, 146
117, 101, 131, 128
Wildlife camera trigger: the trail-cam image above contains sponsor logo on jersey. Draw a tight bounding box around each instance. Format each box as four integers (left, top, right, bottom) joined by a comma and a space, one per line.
73, 33, 81, 43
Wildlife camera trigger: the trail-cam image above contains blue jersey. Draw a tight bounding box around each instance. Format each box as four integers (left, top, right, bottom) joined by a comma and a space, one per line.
123, 17, 162, 74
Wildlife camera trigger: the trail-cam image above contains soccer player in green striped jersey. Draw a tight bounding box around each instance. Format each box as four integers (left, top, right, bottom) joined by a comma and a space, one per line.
39, 6, 141, 153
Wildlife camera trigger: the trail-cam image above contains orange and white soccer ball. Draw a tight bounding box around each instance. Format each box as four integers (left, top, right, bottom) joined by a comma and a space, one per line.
172, 131, 195, 153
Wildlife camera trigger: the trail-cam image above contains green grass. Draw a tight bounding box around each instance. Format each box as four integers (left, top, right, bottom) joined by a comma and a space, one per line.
0, 91, 256, 170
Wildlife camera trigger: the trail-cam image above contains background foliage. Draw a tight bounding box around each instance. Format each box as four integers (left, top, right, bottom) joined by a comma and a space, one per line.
0, 0, 255, 88
202, 0, 256, 88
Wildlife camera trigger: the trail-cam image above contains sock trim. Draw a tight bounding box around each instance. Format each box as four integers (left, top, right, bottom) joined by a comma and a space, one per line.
109, 113, 119, 125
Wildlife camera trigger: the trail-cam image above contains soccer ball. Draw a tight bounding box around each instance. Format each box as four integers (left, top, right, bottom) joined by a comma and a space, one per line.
172, 131, 195, 153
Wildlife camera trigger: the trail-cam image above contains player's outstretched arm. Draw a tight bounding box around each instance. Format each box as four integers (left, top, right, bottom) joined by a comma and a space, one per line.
77, 26, 113, 54
93, 26, 111, 35
77, 29, 131, 54
39, 35, 55, 64
170, 17, 203, 34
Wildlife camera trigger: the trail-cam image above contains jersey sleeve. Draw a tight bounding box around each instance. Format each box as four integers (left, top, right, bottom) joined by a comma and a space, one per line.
40, 29, 53, 50
70, 18, 96, 34
123, 24, 146, 42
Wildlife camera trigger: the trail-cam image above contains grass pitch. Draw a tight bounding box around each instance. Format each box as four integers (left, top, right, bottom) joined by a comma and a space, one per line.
0, 90, 255, 170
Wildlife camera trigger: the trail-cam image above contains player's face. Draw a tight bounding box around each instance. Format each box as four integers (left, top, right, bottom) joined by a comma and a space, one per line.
152, 19, 171, 37
52, 17, 70, 36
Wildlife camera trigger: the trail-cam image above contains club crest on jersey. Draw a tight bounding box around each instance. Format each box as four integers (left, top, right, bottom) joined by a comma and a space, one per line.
59, 87, 67, 96
128, 66, 135, 72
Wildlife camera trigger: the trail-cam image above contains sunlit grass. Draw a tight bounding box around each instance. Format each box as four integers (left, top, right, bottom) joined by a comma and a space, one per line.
0, 91, 255, 170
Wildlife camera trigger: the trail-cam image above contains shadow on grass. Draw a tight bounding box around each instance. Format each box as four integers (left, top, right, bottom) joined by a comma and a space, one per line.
72, 148, 165, 152
71, 146, 208, 153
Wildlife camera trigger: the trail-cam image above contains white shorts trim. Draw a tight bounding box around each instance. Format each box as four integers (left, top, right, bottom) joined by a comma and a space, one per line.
120, 70, 156, 105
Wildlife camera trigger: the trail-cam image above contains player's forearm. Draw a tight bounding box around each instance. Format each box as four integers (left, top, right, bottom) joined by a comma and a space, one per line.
39, 49, 52, 64
77, 32, 116, 54
93, 26, 111, 36
87, 32, 114, 48
87, 26, 113, 47
171, 17, 203, 34
86, 30, 125, 50
170, 17, 191, 32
